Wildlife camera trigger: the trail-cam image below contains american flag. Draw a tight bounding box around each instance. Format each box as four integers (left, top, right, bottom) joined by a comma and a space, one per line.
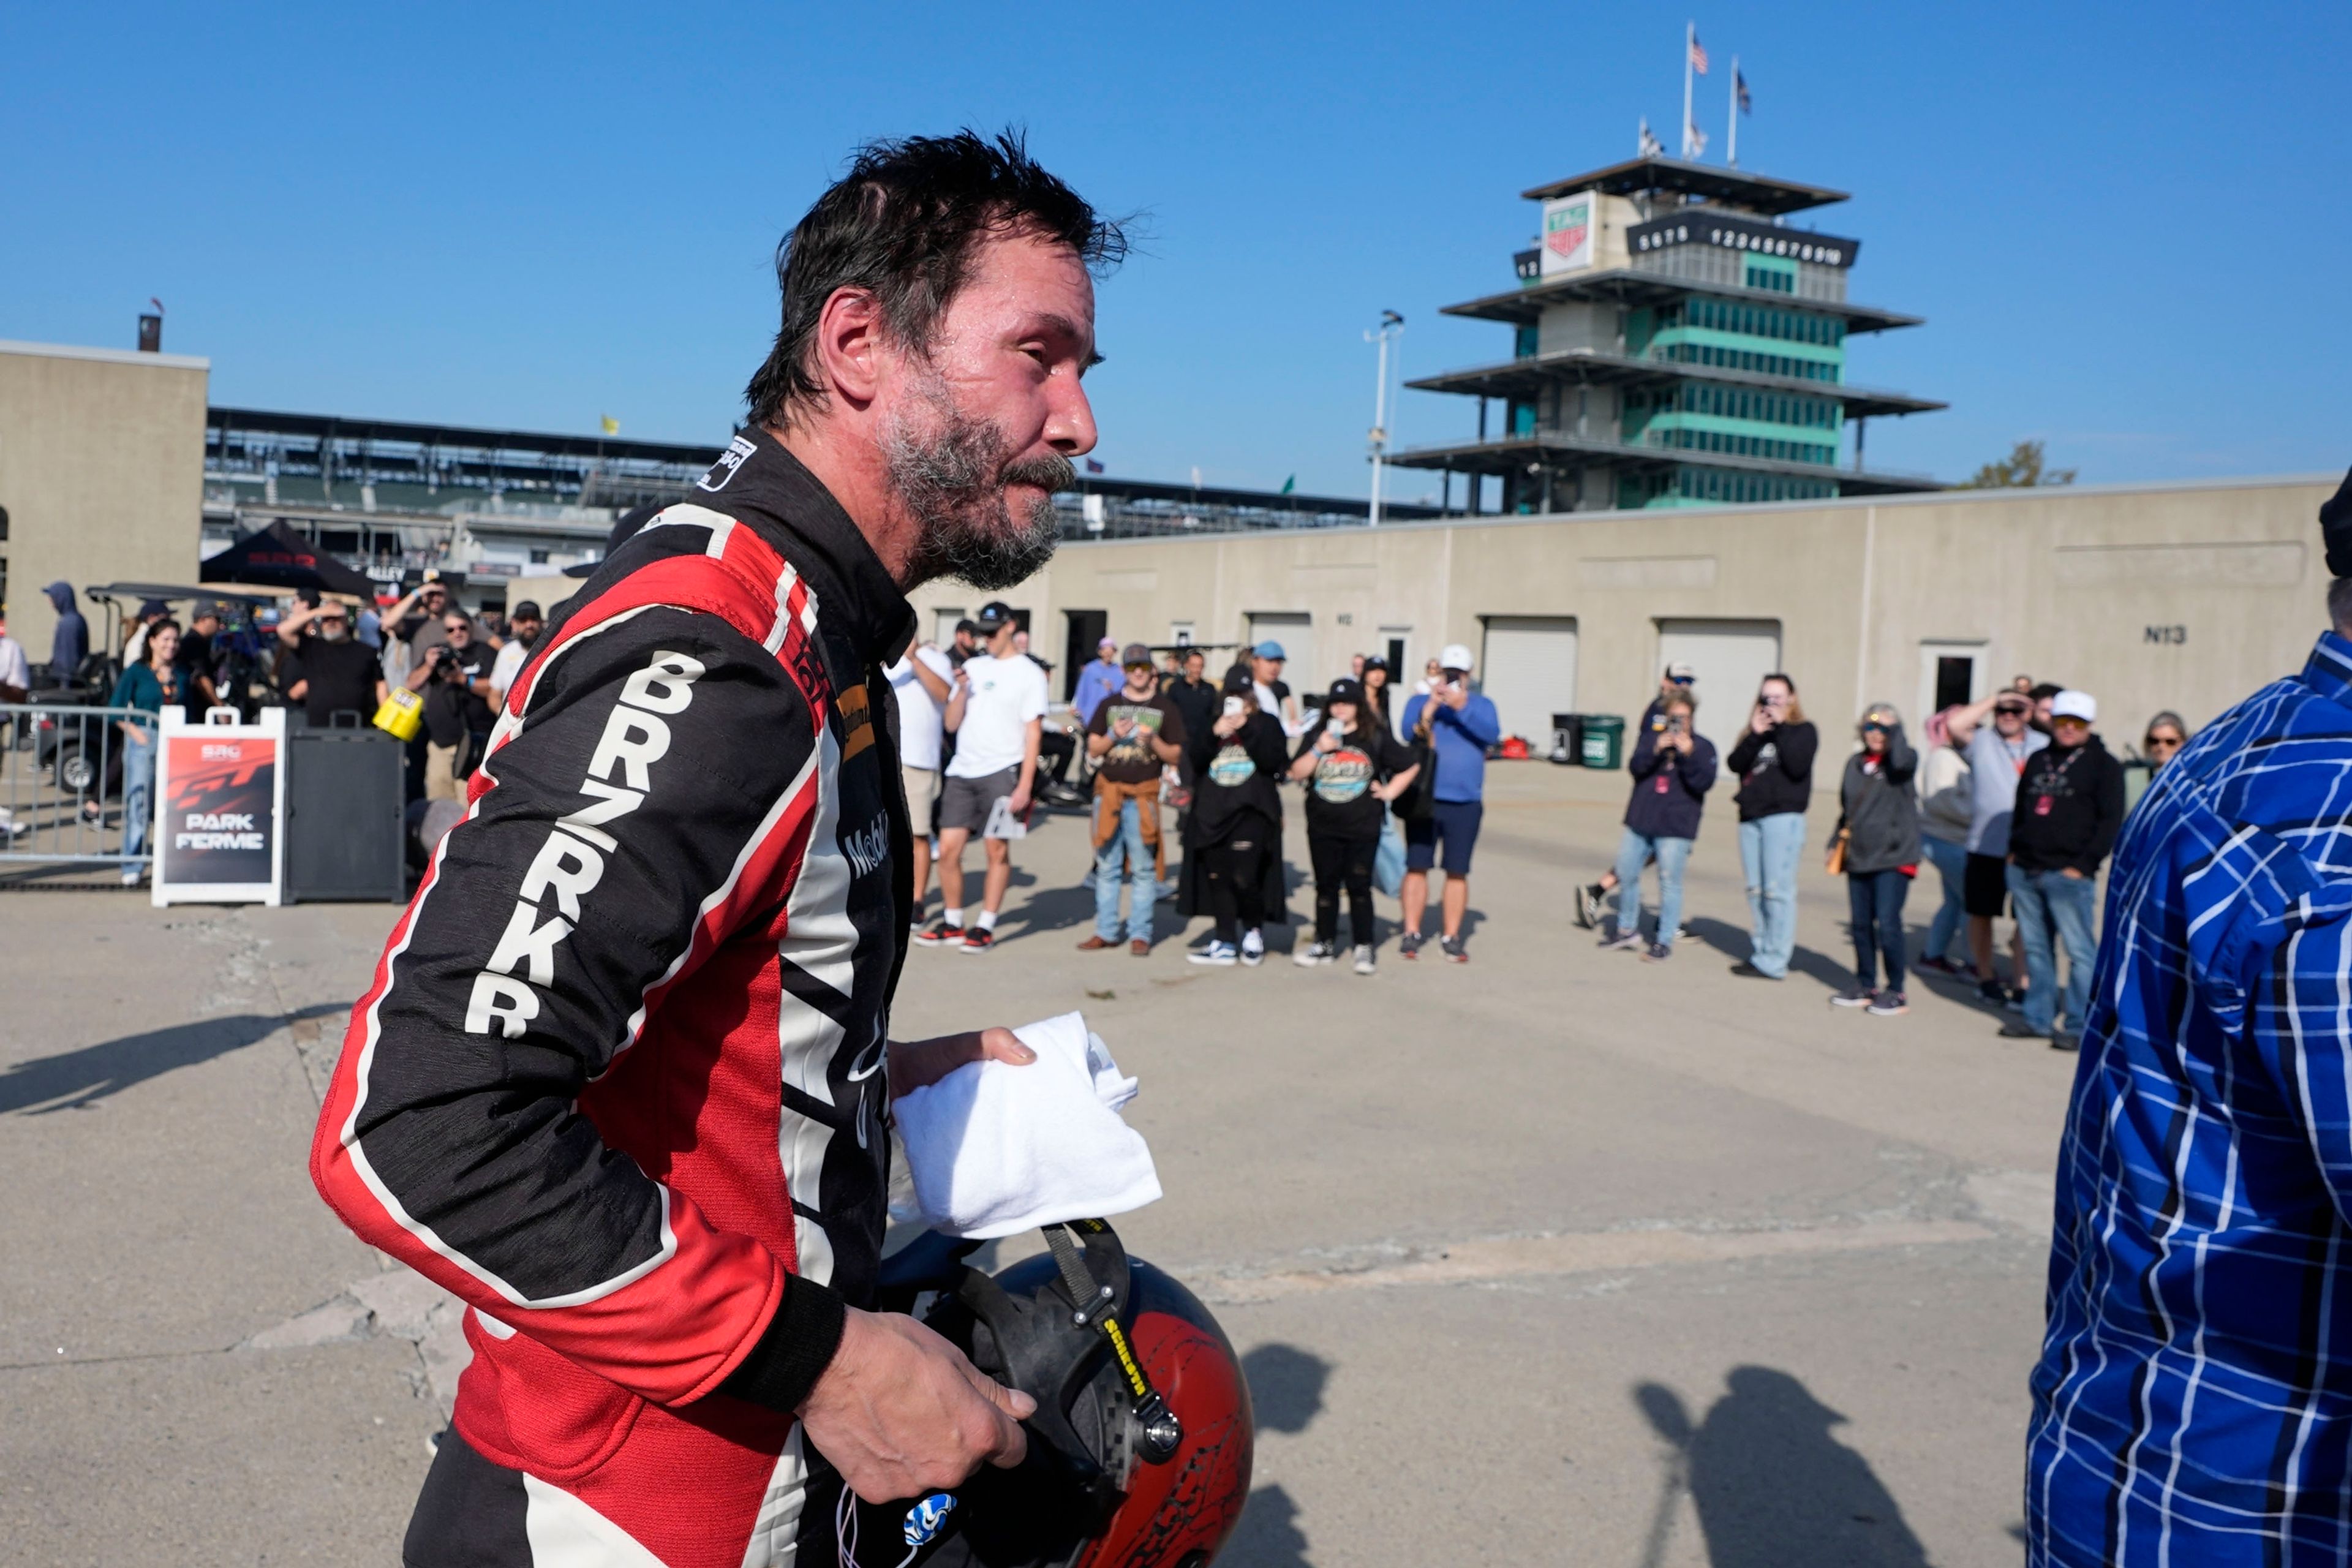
1689, 31, 1708, 74
1084, 458, 1105, 474
1736, 68, 1751, 113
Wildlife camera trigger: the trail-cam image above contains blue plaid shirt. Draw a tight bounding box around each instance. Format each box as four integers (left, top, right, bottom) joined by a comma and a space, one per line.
2030, 632, 2352, 1564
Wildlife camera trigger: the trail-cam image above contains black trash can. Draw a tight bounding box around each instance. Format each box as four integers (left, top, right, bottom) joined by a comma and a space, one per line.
1550, 712, 1582, 765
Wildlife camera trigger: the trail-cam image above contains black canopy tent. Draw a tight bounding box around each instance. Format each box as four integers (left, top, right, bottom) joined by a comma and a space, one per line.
201, 521, 378, 598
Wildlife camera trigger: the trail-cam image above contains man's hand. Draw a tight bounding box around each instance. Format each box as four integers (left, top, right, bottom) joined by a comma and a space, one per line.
797, 1306, 1036, 1504
1441, 680, 1469, 711
887, 1027, 1035, 1097
1112, 715, 1137, 739
1008, 785, 1032, 816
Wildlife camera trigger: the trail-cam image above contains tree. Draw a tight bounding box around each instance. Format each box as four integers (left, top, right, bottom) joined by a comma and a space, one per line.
1955, 439, 2076, 489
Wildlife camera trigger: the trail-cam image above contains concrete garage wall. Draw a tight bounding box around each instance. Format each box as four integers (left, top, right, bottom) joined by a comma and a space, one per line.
0, 341, 209, 669
909, 474, 2334, 780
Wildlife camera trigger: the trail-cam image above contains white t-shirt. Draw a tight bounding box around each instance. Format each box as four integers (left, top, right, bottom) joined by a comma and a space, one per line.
489, 638, 530, 704
0, 632, 29, 693
946, 652, 1048, 778
887, 644, 954, 772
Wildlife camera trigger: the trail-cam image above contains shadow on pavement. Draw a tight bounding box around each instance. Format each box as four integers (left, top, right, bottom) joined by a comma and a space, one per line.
1, 1002, 347, 1115
1679, 916, 1852, 992
1633, 1368, 1929, 1568
1221, 1483, 1310, 1568
1218, 1346, 1330, 1565
1242, 1342, 1331, 1434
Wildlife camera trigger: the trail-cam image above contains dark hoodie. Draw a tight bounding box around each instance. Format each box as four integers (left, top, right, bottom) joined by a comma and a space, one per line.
43, 582, 87, 684
2008, 733, 2127, 877
1836, 729, 1921, 875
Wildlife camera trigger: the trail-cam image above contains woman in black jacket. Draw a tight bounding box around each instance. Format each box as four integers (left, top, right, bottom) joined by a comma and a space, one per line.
1724, 674, 1820, 981
1179, 666, 1292, 966
1831, 703, 1921, 1015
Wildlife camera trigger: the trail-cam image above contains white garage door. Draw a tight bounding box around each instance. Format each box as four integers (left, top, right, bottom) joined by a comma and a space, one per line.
1247, 612, 1316, 693
1655, 619, 1783, 762
1479, 617, 1580, 744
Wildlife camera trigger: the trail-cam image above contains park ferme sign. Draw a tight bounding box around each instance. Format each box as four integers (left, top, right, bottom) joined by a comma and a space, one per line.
151, 707, 287, 907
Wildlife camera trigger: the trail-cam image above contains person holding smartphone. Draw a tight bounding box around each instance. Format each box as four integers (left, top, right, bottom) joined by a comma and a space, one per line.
1178, 668, 1290, 965
1599, 687, 1716, 960
1724, 674, 1819, 979
1399, 644, 1502, 962
1288, 676, 1419, 973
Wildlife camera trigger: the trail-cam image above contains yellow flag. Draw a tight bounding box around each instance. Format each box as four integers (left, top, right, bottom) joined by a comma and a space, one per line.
600, 415, 620, 435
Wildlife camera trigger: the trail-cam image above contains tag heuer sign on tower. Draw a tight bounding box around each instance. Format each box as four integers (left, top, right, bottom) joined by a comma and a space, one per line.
1539, 191, 1597, 275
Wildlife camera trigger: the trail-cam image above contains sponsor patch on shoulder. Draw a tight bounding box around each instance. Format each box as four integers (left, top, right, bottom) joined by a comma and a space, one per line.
696, 435, 756, 492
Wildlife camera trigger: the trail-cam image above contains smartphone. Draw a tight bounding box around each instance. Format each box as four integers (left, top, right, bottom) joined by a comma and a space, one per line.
1223, 696, 1245, 718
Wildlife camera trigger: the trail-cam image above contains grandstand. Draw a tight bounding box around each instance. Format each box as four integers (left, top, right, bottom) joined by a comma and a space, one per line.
201, 407, 1439, 596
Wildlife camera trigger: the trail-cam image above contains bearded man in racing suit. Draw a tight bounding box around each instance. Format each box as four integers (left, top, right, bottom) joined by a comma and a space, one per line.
311, 130, 1123, 1567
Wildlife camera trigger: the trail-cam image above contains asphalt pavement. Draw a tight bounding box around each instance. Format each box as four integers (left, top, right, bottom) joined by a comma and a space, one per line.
0, 760, 2075, 1566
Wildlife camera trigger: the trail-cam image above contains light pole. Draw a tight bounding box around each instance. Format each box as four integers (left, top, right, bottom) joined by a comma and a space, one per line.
1365, 310, 1403, 527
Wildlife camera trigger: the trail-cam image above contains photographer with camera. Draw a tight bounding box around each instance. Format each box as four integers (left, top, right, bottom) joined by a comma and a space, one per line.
401, 611, 495, 799
1599, 687, 1717, 961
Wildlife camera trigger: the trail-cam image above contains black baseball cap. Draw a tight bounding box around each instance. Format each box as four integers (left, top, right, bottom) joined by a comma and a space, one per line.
511, 600, 543, 620
1327, 677, 1365, 706
974, 601, 1017, 631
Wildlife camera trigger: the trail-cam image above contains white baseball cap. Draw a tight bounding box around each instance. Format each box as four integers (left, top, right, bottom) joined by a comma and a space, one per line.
2051, 689, 2097, 723
1439, 643, 1476, 672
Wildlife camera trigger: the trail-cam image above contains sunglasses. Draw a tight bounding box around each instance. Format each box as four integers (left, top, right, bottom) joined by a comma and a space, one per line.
2146, 734, 2182, 748
1668, 675, 1695, 685
1994, 704, 2029, 717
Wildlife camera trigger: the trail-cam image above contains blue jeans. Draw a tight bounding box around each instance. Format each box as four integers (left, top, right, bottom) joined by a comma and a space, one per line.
1611, 827, 1692, 948
122, 728, 157, 876
1847, 868, 1910, 990
1921, 835, 1969, 965
1737, 811, 1807, 978
2008, 864, 2097, 1035
1093, 797, 1154, 943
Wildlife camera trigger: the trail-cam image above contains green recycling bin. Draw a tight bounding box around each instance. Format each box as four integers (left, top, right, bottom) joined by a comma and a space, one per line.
1578, 714, 1624, 771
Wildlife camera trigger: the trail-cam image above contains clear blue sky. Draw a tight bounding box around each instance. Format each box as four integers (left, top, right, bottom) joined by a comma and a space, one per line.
5, 2, 2343, 499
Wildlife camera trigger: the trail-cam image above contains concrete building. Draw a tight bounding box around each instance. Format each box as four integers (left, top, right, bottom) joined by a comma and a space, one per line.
908, 474, 2336, 772
1394, 155, 1945, 514
1, 340, 209, 671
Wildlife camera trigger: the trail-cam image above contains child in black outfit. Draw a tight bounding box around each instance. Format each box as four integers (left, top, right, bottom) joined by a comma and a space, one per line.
1286, 677, 1420, 974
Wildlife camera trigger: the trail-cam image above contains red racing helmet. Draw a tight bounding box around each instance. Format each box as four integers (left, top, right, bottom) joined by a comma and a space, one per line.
911, 1219, 1254, 1568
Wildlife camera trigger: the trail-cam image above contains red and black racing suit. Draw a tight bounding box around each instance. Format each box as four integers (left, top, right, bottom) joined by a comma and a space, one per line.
312, 431, 917, 1567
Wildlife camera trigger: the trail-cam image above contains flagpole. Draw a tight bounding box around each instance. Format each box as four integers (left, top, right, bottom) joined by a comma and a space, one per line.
1727, 55, 1738, 166
1681, 23, 1694, 158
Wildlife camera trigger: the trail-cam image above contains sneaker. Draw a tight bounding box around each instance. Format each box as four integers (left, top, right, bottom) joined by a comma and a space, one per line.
1915, 956, 1966, 978
1640, 941, 1672, 962
913, 919, 965, 949
1130, 939, 1150, 957
1294, 940, 1338, 968
1975, 978, 2010, 1007
1189, 941, 1238, 967
959, 927, 997, 955
120, 869, 142, 887
1729, 961, 1782, 980
1866, 990, 1910, 1016
1441, 935, 1468, 964
2049, 1031, 2080, 1053
1239, 931, 1265, 967
1399, 931, 1424, 960
1575, 883, 1605, 929
1666, 924, 1686, 944
1829, 986, 1876, 1008
1076, 935, 1118, 951
1599, 929, 1644, 952
1352, 945, 1377, 975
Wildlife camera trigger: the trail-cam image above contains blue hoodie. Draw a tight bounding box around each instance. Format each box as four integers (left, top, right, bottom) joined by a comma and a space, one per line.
43, 582, 87, 682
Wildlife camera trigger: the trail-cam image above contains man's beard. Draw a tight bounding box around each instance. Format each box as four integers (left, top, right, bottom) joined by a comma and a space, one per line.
886, 378, 1070, 591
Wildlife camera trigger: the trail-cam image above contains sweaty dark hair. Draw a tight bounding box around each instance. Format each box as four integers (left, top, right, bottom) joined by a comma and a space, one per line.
2028, 682, 2064, 703
744, 129, 1127, 431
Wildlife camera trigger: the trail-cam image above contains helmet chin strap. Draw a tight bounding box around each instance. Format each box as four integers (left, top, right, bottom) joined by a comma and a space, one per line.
1042, 1221, 1183, 1464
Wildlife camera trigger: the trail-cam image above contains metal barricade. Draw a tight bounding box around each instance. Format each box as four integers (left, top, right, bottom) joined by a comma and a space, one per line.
1, 703, 154, 870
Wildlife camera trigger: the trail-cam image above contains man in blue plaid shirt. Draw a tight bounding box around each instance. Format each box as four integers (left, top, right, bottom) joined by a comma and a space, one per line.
2030, 470, 2352, 1564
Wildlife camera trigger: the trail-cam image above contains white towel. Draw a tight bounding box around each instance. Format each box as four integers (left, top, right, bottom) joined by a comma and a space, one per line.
893, 1012, 1160, 1240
